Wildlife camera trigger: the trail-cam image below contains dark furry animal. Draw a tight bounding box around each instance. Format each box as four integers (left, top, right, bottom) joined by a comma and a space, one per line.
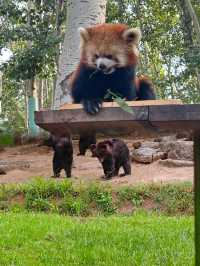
90, 139, 131, 179
78, 134, 96, 156
49, 135, 73, 178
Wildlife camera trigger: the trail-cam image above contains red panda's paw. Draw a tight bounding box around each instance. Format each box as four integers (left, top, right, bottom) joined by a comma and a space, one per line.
82, 99, 102, 115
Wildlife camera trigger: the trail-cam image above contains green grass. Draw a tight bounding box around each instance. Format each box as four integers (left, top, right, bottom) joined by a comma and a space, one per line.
0, 212, 194, 266
0, 179, 194, 216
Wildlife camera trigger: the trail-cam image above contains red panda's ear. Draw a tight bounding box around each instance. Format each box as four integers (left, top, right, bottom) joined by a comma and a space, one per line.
78, 27, 89, 43
123, 28, 142, 45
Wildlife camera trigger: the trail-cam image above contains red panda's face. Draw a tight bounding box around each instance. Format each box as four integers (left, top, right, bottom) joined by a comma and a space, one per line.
78, 24, 141, 74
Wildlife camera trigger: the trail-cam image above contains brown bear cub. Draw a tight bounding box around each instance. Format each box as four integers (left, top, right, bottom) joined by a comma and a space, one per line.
90, 139, 131, 179
49, 134, 73, 178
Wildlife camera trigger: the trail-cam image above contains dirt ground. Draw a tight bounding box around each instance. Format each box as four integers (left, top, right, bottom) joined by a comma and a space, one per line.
0, 139, 194, 186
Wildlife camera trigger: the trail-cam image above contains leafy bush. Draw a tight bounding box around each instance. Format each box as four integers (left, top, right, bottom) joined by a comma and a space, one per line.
58, 195, 88, 216
0, 180, 194, 216
0, 201, 9, 210
87, 184, 116, 215
25, 196, 54, 212
0, 133, 14, 146
24, 178, 73, 199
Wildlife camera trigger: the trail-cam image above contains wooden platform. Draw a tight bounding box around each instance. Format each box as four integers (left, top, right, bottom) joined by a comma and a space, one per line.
35, 100, 200, 135
60, 99, 183, 109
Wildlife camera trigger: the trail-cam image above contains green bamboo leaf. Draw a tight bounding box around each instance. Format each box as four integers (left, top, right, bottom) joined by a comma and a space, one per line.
105, 90, 133, 114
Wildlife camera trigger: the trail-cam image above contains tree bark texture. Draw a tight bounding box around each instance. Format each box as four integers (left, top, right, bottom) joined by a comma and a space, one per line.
54, 0, 107, 109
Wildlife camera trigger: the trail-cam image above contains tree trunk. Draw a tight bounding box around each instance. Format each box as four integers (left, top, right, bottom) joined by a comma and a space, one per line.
54, 0, 107, 109
184, 0, 200, 44
26, 0, 39, 135
37, 79, 43, 110
0, 71, 2, 115
51, 0, 65, 108
24, 81, 28, 131
178, 0, 200, 93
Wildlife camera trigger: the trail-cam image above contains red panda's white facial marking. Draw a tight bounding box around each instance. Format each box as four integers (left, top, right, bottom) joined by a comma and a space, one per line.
78, 24, 142, 71
82, 45, 127, 73
95, 56, 117, 74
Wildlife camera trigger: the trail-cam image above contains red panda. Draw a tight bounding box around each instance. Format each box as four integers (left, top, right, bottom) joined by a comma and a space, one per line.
70, 23, 156, 115
69, 23, 155, 155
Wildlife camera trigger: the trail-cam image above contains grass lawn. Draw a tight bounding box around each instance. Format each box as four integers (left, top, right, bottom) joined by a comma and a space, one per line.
0, 212, 194, 266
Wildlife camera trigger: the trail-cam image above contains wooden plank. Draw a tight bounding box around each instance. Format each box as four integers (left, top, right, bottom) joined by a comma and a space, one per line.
35, 106, 150, 135
60, 99, 182, 110
35, 103, 200, 135
194, 133, 200, 266
149, 104, 200, 130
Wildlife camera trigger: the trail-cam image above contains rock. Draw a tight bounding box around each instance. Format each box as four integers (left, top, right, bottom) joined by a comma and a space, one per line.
154, 135, 177, 142
153, 151, 168, 161
131, 147, 167, 163
0, 160, 30, 172
141, 141, 160, 149
132, 141, 141, 149
159, 141, 193, 161
159, 159, 194, 167
176, 131, 193, 140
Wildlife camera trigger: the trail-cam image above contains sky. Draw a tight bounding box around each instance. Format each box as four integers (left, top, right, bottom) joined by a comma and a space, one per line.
0, 48, 13, 66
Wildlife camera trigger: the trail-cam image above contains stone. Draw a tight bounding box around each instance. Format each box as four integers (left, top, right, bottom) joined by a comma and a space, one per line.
154, 135, 177, 142
0, 160, 30, 172
132, 141, 141, 149
159, 141, 193, 161
158, 159, 194, 167
131, 147, 167, 163
141, 141, 160, 149
176, 131, 193, 140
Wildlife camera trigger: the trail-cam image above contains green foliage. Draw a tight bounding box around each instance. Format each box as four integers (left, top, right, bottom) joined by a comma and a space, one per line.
23, 178, 73, 212
87, 183, 116, 215
0, 212, 194, 265
0, 184, 20, 201
0, 201, 9, 211
0, 133, 14, 146
0, 0, 66, 131
117, 182, 194, 214
0, 180, 194, 216
94, 191, 116, 214
25, 197, 54, 212
105, 90, 134, 114
0, 78, 26, 134
0, 0, 66, 80
153, 183, 194, 214
58, 195, 89, 216
23, 178, 73, 198
107, 0, 200, 103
